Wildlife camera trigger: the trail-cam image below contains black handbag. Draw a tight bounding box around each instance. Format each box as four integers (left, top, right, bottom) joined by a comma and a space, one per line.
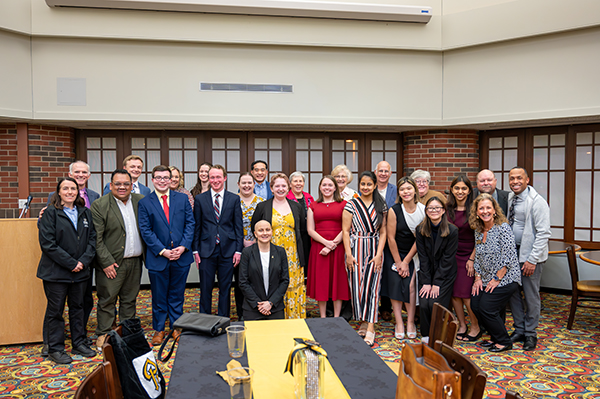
157, 312, 230, 361
107, 318, 166, 399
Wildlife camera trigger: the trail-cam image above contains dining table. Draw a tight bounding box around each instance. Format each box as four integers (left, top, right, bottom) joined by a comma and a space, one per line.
579, 250, 600, 266
164, 317, 398, 399
548, 240, 581, 255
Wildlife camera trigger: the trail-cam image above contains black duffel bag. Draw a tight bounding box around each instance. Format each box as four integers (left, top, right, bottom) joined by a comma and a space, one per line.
107, 318, 166, 399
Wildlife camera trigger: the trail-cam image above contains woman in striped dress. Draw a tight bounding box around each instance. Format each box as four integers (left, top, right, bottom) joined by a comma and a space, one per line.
342, 171, 387, 346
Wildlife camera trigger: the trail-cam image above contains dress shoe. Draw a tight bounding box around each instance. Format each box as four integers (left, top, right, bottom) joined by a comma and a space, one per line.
72, 344, 97, 358
96, 334, 108, 351
151, 331, 166, 346
48, 351, 72, 364
510, 332, 526, 343
41, 344, 49, 357
172, 329, 182, 342
480, 340, 495, 348
85, 337, 94, 346
489, 343, 512, 353
380, 311, 393, 322
523, 336, 537, 351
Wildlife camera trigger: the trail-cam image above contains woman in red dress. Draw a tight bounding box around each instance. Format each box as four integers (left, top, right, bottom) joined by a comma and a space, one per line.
307, 176, 349, 318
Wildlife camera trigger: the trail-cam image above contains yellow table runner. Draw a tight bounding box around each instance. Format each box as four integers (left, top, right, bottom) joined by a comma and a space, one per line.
245, 319, 351, 399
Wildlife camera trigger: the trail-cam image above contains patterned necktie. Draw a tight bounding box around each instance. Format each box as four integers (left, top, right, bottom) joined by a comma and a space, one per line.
162, 195, 169, 223
214, 193, 221, 244
508, 196, 517, 227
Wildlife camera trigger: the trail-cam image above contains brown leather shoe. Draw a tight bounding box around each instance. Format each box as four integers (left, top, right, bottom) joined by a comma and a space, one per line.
172, 329, 181, 342
151, 331, 165, 346
380, 311, 393, 322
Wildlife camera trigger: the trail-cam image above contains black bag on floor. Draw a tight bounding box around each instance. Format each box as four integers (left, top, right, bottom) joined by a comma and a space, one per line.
107, 318, 165, 399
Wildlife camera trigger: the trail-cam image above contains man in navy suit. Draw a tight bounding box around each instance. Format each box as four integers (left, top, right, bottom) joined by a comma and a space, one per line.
139, 165, 195, 346
251, 160, 273, 200
193, 165, 244, 317
473, 169, 509, 216
103, 155, 151, 196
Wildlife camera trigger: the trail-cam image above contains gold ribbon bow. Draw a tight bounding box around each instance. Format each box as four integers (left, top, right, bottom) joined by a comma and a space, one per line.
284, 338, 328, 376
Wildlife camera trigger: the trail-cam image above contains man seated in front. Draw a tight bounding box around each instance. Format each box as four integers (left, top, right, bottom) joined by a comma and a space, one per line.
238, 220, 289, 320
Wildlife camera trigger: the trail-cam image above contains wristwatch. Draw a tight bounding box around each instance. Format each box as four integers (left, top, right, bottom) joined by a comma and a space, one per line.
493, 275, 500, 281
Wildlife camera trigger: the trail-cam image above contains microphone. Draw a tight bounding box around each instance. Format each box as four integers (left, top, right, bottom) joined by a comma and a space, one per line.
19, 195, 33, 219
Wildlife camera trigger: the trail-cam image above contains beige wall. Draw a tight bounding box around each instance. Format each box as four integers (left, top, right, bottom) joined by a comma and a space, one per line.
31, 38, 442, 125
1, 0, 600, 128
0, 30, 32, 119
443, 27, 600, 125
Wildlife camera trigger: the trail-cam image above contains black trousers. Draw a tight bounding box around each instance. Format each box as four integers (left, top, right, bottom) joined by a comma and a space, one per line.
243, 308, 285, 321
83, 269, 94, 329
232, 265, 244, 320
419, 282, 454, 337
471, 282, 518, 346
42, 280, 87, 352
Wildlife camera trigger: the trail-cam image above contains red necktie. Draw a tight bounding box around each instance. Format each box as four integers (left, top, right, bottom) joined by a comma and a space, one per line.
162, 195, 169, 223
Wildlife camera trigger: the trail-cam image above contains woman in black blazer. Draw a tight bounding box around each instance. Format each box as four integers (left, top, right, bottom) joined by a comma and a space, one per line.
37, 177, 97, 364
238, 220, 290, 320
415, 196, 459, 341
251, 173, 306, 318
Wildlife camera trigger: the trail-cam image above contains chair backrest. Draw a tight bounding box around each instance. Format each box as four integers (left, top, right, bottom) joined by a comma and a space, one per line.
74, 361, 116, 399
428, 303, 459, 349
102, 334, 124, 399
434, 341, 487, 399
505, 390, 524, 399
566, 245, 579, 295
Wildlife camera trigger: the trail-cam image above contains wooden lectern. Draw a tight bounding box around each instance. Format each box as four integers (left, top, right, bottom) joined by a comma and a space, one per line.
0, 219, 45, 345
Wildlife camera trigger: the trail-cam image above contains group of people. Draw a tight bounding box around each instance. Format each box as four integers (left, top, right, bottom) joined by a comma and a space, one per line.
36, 153, 550, 364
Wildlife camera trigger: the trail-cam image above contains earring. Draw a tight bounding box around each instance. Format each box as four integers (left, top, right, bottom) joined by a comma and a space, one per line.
493, 213, 497, 218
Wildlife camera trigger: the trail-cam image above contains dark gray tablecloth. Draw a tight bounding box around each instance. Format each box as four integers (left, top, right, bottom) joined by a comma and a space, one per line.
165, 317, 397, 398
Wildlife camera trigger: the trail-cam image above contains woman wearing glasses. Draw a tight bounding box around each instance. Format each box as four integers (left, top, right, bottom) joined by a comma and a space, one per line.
415, 196, 458, 342
331, 164, 359, 201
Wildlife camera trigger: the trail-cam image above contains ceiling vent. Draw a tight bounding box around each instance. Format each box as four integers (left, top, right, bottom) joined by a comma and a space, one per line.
200, 83, 293, 93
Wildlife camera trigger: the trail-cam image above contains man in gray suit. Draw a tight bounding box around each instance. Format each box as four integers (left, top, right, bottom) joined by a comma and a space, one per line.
473, 169, 509, 216
91, 169, 145, 350
507, 167, 551, 351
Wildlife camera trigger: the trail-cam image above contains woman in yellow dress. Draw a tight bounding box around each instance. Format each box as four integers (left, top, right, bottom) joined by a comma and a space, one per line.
252, 173, 307, 319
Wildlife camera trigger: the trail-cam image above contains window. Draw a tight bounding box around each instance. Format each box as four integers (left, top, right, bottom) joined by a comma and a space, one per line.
481, 125, 600, 248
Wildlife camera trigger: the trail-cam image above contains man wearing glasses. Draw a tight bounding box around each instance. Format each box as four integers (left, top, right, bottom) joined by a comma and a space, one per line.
138, 165, 195, 346
91, 169, 145, 350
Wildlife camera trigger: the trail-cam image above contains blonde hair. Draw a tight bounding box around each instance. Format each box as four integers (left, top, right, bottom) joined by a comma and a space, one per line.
468, 193, 508, 233
331, 164, 353, 183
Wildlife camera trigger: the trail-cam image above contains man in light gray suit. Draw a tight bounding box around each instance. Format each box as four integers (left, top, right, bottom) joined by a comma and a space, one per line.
507, 167, 551, 351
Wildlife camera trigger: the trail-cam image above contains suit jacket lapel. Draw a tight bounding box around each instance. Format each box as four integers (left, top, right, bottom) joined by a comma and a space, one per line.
152, 192, 170, 226
252, 245, 267, 298
108, 196, 125, 231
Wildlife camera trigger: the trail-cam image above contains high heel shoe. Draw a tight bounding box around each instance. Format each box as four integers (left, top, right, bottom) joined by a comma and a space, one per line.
364, 331, 375, 347
406, 324, 417, 339
395, 325, 405, 340
358, 322, 368, 337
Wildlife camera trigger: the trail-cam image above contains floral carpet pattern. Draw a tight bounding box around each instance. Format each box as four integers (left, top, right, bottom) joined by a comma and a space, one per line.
0, 289, 599, 398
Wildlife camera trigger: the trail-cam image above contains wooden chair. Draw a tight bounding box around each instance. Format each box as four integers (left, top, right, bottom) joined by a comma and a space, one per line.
429, 302, 459, 348
434, 341, 487, 399
505, 390, 524, 399
567, 246, 600, 329
101, 326, 124, 399
74, 361, 117, 399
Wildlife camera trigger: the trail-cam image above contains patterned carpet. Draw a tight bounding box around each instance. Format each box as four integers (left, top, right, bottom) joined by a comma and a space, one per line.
1, 289, 599, 398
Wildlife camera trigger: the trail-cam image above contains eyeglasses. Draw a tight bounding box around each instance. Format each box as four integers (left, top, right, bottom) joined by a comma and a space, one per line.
112, 182, 131, 188
153, 176, 171, 181
414, 179, 428, 185
334, 175, 347, 180
426, 206, 444, 212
